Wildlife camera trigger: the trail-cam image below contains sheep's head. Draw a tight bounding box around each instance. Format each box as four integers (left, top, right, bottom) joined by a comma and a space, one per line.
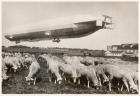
25, 77, 34, 85
25, 77, 34, 81
2, 75, 10, 80
73, 77, 77, 83
102, 75, 109, 83
12, 65, 18, 72
57, 77, 63, 84
130, 84, 138, 93
38, 56, 46, 63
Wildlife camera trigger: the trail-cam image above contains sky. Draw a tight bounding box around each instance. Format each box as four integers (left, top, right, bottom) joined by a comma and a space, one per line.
2, 2, 138, 50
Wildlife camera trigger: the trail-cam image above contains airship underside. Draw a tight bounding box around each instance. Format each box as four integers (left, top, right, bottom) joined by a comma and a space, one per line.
5, 15, 112, 43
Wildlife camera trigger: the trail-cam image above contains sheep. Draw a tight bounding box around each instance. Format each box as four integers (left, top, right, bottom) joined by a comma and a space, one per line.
123, 68, 138, 86
63, 56, 99, 88
2, 59, 9, 81
76, 64, 99, 88
38, 54, 63, 84
80, 56, 95, 66
3, 56, 21, 72
63, 56, 85, 68
131, 71, 138, 86
24, 55, 35, 68
120, 69, 139, 92
25, 56, 40, 85
94, 64, 109, 87
94, 64, 138, 93
59, 62, 77, 83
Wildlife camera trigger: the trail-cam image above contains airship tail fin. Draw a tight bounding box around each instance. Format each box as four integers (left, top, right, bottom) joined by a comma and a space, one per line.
102, 15, 113, 29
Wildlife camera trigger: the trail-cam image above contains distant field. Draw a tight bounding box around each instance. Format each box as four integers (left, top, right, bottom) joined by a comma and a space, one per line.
2, 57, 138, 94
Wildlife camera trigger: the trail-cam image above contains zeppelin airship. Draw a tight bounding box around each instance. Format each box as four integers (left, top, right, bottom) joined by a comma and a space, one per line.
5, 15, 112, 43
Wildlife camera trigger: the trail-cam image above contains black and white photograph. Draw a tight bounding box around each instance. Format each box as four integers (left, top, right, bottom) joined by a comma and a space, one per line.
2, 1, 139, 94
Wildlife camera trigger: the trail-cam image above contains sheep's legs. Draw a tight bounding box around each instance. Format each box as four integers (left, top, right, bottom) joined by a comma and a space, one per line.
98, 77, 102, 87
109, 82, 112, 91
63, 74, 66, 81
78, 78, 80, 85
54, 80, 56, 84
48, 71, 52, 82
109, 75, 113, 91
123, 78, 129, 92
117, 82, 123, 91
34, 77, 36, 85
117, 82, 120, 91
55, 71, 62, 84
73, 77, 77, 83
121, 85, 124, 91
87, 80, 90, 88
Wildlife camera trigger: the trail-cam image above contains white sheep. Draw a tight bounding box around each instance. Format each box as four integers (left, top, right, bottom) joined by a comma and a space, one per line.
25, 57, 40, 85
95, 64, 138, 92
38, 54, 63, 84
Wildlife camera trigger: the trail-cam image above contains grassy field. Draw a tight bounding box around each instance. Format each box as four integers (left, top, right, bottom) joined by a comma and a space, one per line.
2, 57, 138, 94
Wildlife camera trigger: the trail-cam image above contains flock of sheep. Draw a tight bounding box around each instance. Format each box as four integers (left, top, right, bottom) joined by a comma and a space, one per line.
2, 52, 139, 94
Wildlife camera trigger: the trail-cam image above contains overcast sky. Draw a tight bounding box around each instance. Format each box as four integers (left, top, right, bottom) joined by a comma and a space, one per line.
2, 2, 138, 50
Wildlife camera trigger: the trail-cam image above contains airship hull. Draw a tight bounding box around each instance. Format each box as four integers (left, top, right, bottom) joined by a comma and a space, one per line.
5, 15, 112, 43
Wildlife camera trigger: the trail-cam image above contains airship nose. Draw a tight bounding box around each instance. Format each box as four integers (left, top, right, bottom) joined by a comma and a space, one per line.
5, 35, 14, 40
